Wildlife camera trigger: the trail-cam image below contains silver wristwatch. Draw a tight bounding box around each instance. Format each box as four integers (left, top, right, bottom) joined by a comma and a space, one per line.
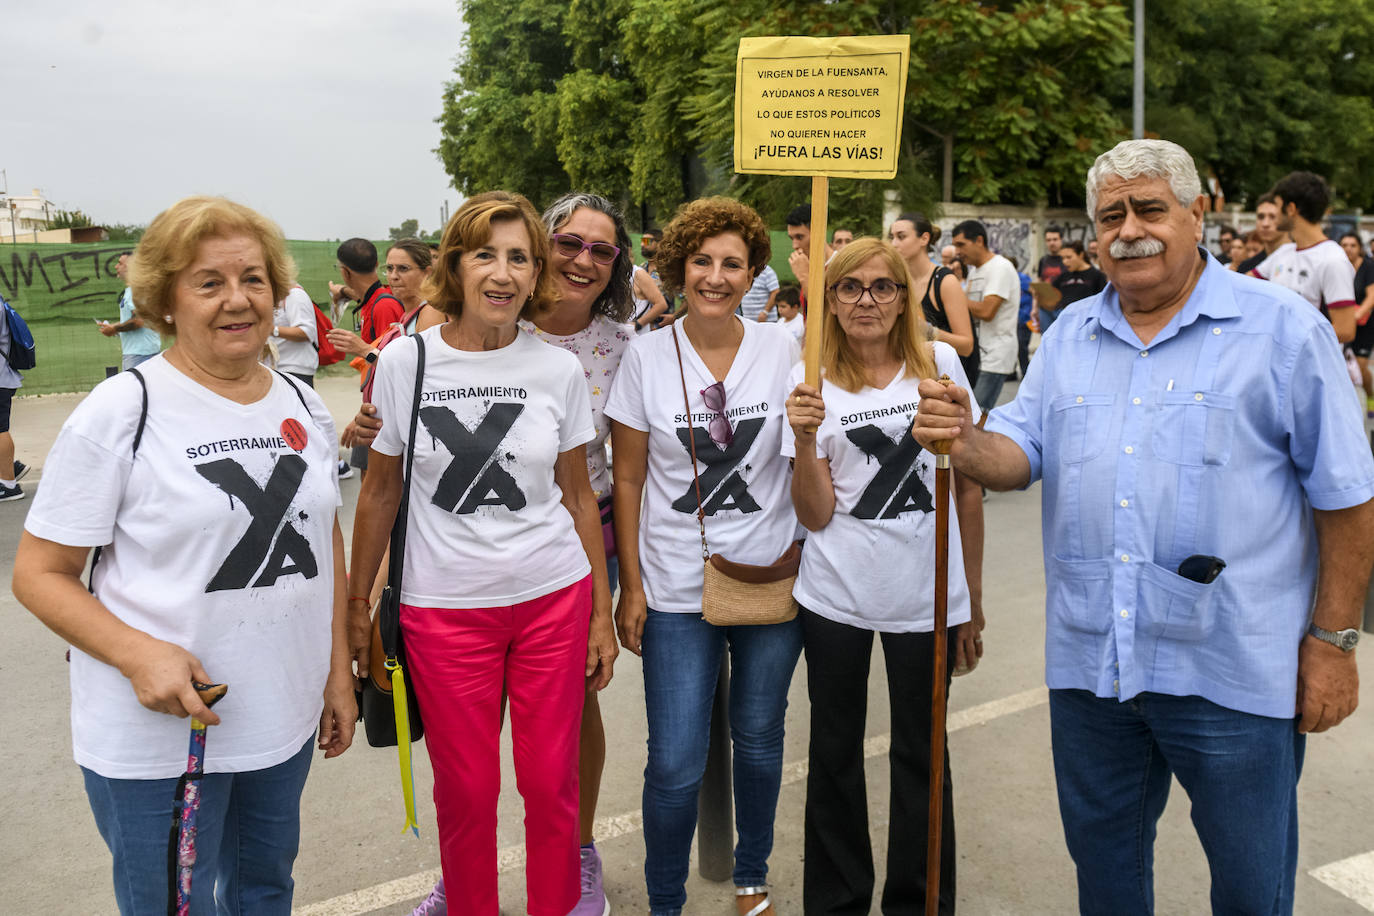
1308, 624, 1360, 652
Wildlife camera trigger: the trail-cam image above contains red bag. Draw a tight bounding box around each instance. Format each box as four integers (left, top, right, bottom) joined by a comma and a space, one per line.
313, 303, 346, 366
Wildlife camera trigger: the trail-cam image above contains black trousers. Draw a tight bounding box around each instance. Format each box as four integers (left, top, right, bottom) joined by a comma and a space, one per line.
801, 607, 956, 916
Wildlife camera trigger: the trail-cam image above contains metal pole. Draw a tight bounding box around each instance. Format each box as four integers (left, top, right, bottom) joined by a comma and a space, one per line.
696, 657, 734, 881
1133, 0, 1145, 138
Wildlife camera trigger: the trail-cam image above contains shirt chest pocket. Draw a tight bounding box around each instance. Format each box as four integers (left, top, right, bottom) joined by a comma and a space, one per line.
1050, 393, 1115, 464
1151, 391, 1236, 467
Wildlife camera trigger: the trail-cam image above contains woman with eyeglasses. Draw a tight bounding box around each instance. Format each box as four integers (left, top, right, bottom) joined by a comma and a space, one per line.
605, 197, 802, 916
783, 237, 984, 915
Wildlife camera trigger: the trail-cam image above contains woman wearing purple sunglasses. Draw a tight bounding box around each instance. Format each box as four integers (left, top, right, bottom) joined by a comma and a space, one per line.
605, 197, 803, 916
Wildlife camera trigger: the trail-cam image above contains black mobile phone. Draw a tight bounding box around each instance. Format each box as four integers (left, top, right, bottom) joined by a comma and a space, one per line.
1177, 554, 1225, 584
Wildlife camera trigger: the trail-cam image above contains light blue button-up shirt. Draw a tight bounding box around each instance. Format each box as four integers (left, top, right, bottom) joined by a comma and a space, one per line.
988, 249, 1374, 718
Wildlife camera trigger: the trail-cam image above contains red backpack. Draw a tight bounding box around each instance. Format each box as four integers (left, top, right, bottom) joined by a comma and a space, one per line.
312, 300, 346, 366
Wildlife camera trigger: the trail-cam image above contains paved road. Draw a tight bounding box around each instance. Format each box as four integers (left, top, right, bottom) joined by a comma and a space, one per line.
2, 378, 1371, 914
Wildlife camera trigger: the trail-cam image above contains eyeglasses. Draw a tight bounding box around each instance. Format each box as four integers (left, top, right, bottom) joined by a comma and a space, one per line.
701, 381, 733, 446
550, 233, 620, 265
830, 278, 906, 304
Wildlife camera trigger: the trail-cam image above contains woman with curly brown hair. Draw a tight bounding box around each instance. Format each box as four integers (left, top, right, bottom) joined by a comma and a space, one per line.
605, 197, 803, 916
349, 191, 613, 916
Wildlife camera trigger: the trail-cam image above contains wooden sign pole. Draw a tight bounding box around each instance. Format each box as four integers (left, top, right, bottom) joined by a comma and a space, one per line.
803, 175, 829, 389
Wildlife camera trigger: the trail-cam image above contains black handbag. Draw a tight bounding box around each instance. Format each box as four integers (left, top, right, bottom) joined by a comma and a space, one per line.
361, 334, 426, 747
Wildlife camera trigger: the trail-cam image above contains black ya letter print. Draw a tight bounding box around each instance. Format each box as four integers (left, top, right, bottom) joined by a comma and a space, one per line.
197, 454, 318, 592
846, 424, 933, 519
420, 403, 528, 514
672, 417, 764, 516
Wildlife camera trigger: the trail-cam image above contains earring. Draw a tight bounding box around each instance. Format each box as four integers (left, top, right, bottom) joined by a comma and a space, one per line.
163, 315, 173, 324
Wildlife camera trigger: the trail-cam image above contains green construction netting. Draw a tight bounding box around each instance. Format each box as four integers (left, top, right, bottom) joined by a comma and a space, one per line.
1, 240, 389, 395
4, 232, 805, 396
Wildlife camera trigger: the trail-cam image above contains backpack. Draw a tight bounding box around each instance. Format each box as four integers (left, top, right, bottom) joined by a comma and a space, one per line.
2, 296, 36, 371
311, 301, 346, 366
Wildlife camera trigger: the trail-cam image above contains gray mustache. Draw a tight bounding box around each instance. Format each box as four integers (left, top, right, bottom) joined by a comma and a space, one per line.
1109, 237, 1166, 259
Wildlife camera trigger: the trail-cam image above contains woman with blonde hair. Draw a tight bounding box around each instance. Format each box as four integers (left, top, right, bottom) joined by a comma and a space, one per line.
349, 191, 612, 916
783, 237, 984, 915
13, 195, 359, 914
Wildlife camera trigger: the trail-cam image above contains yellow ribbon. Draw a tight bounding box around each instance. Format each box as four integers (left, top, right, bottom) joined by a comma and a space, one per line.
389, 661, 421, 836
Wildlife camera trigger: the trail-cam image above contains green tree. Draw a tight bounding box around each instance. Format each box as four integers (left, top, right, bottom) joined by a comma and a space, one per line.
1133, 0, 1374, 209
104, 223, 146, 242
389, 218, 421, 240
48, 208, 93, 229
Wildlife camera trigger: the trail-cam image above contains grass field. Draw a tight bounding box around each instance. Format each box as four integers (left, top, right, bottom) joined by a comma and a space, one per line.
14, 230, 809, 397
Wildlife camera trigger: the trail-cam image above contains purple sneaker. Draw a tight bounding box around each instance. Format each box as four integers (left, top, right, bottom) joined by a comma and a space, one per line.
568, 843, 610, 916
412, 878, 446, 916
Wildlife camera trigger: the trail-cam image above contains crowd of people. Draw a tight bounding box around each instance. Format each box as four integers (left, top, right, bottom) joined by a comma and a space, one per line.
8, 137, 1373, 916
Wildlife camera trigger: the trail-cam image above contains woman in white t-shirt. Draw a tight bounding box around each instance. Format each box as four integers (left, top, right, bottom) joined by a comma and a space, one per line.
14, 196, 359, 915
605, 197, 802, 916
782, 237, 985, 915
349, 191, 612, 916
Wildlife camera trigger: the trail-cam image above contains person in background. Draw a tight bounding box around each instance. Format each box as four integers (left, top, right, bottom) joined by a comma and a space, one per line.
785, 203, 834, 303
632, 263, 671, 333
1237, 193, 1289, 275
940, 244, 964, 283
1342, 231, 1374, 416
952, 219, 1019, 410
742, 263, 781, 322
888, 212, 977, 385
1013, 257, 1034, 379
350, 191, 612, 916
1215, 224, 1237, 262
606, 196, 803, 916
99, 253, 162, 371
784, 237, 983, 915
1037, 227, 1065, 284
1086, 238, 1100, 266
831, 228, 854, 250
775, 285, 805, 343
1226, 235, 1248, 271
1242, 229, 1264, 263
270, 284, 319, 387
13, 195, 359, 914
1045, 240, 1108, 331
914, 138, 1374, 915
0, 301, 25, 502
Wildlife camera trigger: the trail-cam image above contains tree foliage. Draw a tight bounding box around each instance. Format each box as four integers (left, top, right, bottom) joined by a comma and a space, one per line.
48, 208, 93, 229
389, 218, 421, 241
435, 0, 1374, 224
1135, 0, 1374, 209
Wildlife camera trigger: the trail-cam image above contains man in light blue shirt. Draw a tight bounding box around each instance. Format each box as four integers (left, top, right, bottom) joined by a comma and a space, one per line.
98, 254, 160, 370
915, 139, 1374, 914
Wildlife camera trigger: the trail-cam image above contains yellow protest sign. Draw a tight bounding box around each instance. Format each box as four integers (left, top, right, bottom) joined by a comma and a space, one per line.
734, 34, 910, 180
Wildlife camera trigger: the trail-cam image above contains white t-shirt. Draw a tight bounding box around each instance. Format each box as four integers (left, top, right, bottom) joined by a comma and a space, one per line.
738, 265, 781, 321
778, 313, 806, 342
274, 286, 320, 377
604, 320, 801, 613
25, 356, 341, 778
966, 253, 1020, 375
371, 327, 595, 608
781, 344, 980, 632
631, 266, 658, 335
520, 314, 634, 500
1254, 240, 1357, 311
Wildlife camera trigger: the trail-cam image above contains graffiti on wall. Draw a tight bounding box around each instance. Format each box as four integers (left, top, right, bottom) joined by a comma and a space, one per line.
0, 245, 131, 320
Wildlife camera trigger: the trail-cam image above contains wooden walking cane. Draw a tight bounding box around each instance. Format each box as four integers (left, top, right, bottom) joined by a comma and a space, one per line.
925, 375, 955, 915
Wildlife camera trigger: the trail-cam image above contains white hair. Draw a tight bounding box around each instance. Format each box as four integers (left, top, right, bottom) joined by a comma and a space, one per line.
1085, 139, 1203, 218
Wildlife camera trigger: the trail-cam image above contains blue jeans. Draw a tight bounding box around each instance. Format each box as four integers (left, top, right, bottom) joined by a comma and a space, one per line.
82, 736, 314, 915
122, 352, 155, 371
1049, 690, 1304, 915
972, 369, 1009, 413
641, 609, 803, 915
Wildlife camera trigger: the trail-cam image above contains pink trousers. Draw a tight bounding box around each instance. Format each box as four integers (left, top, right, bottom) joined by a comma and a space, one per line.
402, 575, 591, 916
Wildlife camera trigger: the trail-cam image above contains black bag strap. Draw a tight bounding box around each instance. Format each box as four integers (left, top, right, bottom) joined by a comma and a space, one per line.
670, 325, 711, 560
270, 368, 312, 411
88, 368, 148, 593
378, 335, 426, 659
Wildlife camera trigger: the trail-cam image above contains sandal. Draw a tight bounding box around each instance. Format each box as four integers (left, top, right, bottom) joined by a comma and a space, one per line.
735, 885, 774, 916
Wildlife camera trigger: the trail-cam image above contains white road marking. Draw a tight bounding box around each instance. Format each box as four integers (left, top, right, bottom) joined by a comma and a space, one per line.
293, 686, 1048, 915
1309, 850, 1374, 911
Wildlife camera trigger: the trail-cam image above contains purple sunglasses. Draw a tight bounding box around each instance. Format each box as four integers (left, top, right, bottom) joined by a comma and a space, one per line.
701, 381, 733, 446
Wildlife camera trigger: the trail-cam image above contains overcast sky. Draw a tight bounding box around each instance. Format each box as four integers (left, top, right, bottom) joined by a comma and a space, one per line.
2, 0, 465, 240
